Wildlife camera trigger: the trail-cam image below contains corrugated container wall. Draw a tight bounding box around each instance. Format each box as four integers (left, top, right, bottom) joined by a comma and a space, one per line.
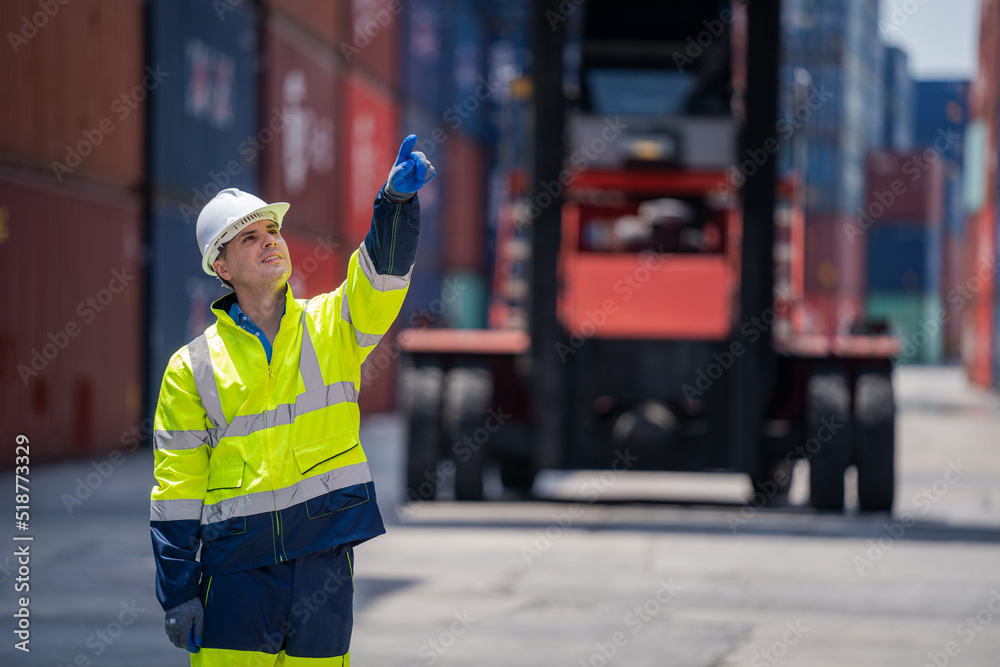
864, 150, 945, 224
0, 0, 145, 188
914, 80, 968, 165
341, 71, 399, 243
147, 0, 260, 206
400, 0, 451, 117
443, 131, 486, 272
348, 0, 400, 89
866, 225, 942, 292
260, 15, 341, 235
402, 102, 446, 267
0, 170, 143, 462
448, 0, 492, 144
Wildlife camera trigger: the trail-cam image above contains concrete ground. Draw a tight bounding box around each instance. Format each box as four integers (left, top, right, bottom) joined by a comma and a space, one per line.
2, 365, 999, 666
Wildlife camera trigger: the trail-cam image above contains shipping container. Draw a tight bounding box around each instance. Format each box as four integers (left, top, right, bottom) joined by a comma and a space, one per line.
348, 0, 400, 89
802, 213, 866, 295
400, 0, 452, 117
448, 0, 492, 143
443, 269, 487, 329
358, 322, 398, 415
0, 0, 144, 188
864, 149, 945, 224
442, 131, 487, 271
341, 70, 400, 243
941, 231, 964, 360
943, 158, 964, 236
262, 0, 346, 48
281, 225, 347, 301
0, 167, 143, 462
914, 80, 968, 164
866, 291, 945, 364
866, 224, 941, 292
147, 0, 260, 202
146, 196, 231, 419
399, 265, 444, 328
260, 15, 341, 235
402, 101, 446, 266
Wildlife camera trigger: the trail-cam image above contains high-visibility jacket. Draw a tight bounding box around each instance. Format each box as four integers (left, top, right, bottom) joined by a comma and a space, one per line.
150, 187, 418, 611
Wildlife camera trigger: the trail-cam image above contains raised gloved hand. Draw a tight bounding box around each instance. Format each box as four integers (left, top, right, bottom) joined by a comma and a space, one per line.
164, 598, 204, 652
385, 134, 436, 201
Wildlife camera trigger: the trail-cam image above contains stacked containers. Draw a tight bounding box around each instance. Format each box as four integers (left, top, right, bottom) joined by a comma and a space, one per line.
914, 80, 969, 360
0, 0, 145, 462
780, 0, 886, 337
863, 150, 946, 363
145, 0, 260, 418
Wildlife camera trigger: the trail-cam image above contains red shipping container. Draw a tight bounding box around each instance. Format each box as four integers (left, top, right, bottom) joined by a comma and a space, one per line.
941, 232, 964, 360
262, 0, 347, 47
0, 167, 143, 464
282, 226, 346, 299
803, 212, 866, 297
341, 71, 399, 244
442, 131, 486, 272
347, 0, 400, 89
261, 16, 341, 235
863, 150, 945, 225
0, 0, 145, 188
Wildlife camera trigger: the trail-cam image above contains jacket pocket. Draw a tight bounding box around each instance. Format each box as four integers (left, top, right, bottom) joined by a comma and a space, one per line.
292, 432, 359, 475
207, 456, 245, 491
305, 484, 370, 519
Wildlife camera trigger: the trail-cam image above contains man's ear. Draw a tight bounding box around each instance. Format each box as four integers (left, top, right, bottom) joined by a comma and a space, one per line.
213, 257, 232, 282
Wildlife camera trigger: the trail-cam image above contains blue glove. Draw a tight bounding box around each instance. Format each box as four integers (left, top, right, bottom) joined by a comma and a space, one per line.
164, 598, 204, 652
386, 134, 436, 200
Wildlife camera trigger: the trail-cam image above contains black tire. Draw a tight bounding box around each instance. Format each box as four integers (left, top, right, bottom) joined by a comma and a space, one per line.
807, 368, 852, 511
854, 371, 895, 512
401, 365, 443, 501
749, 459, 793, 507
443, 367, 492, 501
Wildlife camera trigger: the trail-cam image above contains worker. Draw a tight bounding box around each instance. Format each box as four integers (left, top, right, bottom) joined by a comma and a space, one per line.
149, 135, 435, 666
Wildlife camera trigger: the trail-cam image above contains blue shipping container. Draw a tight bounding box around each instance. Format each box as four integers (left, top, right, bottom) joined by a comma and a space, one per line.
914, 80, 969, 164
402, 102, 446, 267
866, 224, 941, 293
401, 0, 452, 118
148, 0, 259, 208
448, 0, 492, 144
146, 197, 231, 418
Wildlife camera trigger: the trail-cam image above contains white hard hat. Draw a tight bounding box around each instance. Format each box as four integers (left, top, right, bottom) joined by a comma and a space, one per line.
196, 188, 290, 275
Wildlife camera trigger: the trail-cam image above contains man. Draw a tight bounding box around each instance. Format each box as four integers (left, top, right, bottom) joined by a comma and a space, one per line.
150, 135, 435, 666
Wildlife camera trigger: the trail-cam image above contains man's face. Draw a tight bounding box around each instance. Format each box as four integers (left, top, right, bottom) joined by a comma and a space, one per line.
212, 219, 292, 290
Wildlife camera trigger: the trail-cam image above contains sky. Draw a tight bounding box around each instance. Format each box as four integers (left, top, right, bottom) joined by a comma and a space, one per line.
879, 0, 980, 80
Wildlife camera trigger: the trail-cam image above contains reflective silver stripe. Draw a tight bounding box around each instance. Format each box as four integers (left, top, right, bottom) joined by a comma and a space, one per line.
154, 429, 210, 451
188, 334, 228, 439
200, 461, 373, 525
341, 292, 384, 348
358, 242, 412, 292
225, 381, 359, 438
150, 498, 204, 522
298, 303, 324, 393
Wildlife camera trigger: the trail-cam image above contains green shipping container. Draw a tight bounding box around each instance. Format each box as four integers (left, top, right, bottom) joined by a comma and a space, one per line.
444, 270, 487, 330
865, 291, 945, 364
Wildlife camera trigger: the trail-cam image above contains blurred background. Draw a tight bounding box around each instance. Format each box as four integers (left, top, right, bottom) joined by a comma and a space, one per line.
1, 0, 1000, 665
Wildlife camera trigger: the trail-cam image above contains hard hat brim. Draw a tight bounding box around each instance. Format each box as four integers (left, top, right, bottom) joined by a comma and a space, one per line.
202, 202, 290, 276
